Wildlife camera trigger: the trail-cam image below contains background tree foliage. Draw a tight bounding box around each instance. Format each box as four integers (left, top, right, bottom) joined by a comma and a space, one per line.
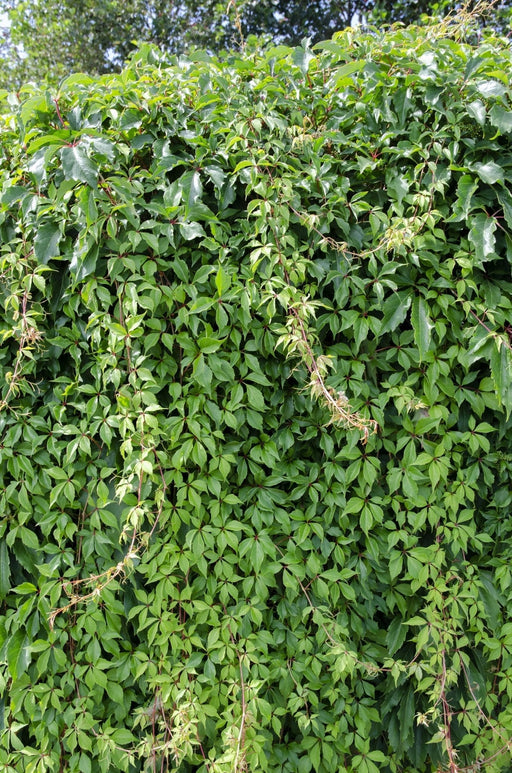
2, 11, 512, 773
0, 0, 511, 89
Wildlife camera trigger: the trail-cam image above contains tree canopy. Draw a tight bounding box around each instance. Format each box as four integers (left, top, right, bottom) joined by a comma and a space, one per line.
0, 0, 511, 89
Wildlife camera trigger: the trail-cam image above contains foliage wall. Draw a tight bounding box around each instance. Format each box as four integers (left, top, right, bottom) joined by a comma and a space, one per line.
1, 0, 511, 89
1, 17, 512, 773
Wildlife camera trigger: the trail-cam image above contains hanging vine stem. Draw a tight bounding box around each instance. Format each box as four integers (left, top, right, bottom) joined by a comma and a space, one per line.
223, 618, 250, 773
48, 526, 140, 629
226, 0, 245, 52
276, 544, 512, 773
48, 333, 168, 627
233, 648, 248, 773
255, 147, 441, 445
48, 443, 169, 628
286, 300, 378, 442
0, 284, 44, 412
264, 206, 378, 443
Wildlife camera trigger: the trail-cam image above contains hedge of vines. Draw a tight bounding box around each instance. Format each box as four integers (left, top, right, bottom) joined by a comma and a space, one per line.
2, 14, 512, 773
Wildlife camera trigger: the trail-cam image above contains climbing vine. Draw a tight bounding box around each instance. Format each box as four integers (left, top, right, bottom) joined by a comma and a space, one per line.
1, 10, 512, 773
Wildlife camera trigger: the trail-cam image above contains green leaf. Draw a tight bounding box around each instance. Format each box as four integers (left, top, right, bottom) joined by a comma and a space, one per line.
246, 384, 265, 412
466, 100, 486, 126
476, 80, 507, 98
478, 572, 502, 629
69, 241, 99, 282
454, 175, 478, 220
34, 222, 61, 264
386, 172, 409, 205
411, 296, 432, 361
0, 541, 10, 600
180, 221, 206, 240
198, 336, 224, 353
215, 265, 230, 295
79, 753, 92, 773
497, 189, 512, 230
2, 186, 30, 205
489, 104, 512, 133
360, 507, 373, 534
292, 46, 316, 75
397, 686, 415, 751
386, 618, 406, 656
111, 728, 137, 745
179, 170, 203, 211
193, 354, 212, 389
468, 213, 496, 265
331, 60, 365, 86
471, 161, 503, 185
491, 338, 512, 416
380, 292, 412, 334
60, 73, 95, 89
7, 629, 30, 681
368, 751, 388, 763
13, 582, 37, 594
60, 145, 98, 187
465, 661, 487, 704
88, 136, 116, 162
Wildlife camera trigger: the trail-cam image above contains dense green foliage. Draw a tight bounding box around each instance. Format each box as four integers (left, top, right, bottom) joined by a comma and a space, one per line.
2, 15, 512, 773
1, 0, 511, 89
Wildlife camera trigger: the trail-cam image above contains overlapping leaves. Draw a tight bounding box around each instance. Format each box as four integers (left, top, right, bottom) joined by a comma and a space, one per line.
0, 17, 512, 773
